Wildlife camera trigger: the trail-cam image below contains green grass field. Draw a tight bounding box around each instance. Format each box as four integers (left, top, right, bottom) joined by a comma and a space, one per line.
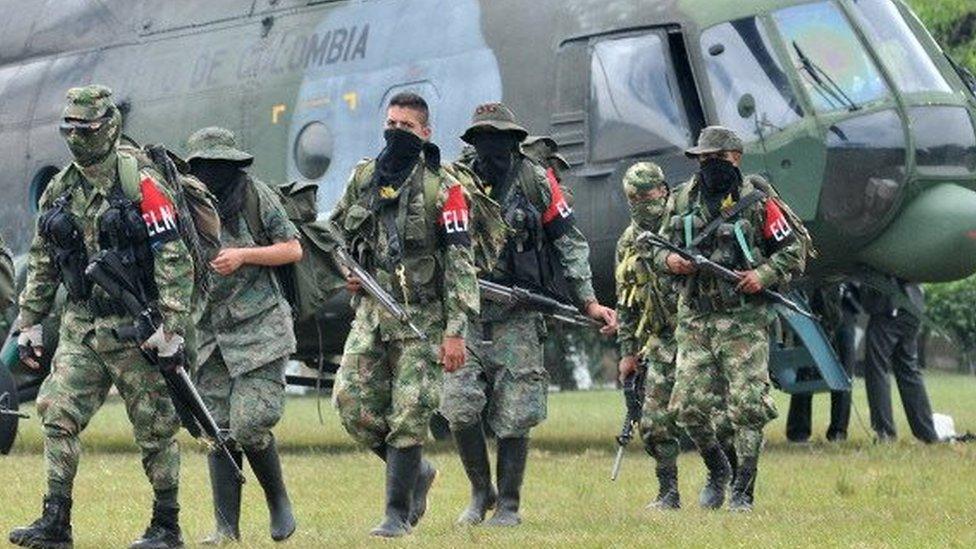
2, 372, 975, 548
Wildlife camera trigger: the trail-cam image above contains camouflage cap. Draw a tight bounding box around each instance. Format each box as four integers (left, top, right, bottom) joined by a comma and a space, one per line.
685, 125, 744, 158
63, 85, 116, 121
185, 126, 253, 165
622, 162, 666, 195
461, 102, 529, 144
522, 135, 570, 171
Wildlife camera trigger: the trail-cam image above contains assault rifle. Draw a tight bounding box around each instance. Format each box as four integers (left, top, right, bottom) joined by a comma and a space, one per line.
478, 279, 602, 328
610, 366, 646, 481
85, 250, 245, 483
331, 245, 427, 341
638, 232, 816, 320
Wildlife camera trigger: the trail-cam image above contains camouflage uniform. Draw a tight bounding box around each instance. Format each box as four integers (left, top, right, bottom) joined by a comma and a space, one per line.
615, 163, 681, 464
187, 127, 299, 543
442, 103, 600, 527
654, 126, 807, 511
331, 152, 479, 450
11, 86, 191, 548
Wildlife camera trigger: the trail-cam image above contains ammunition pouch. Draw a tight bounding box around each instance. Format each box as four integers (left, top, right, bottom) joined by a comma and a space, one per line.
98, 186, 157, 300
39, 196, 91, 301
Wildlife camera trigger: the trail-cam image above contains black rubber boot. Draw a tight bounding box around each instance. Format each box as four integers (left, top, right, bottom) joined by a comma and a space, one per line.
646, 464, 680, 510
8, 495, 73, 549
486, 437, 528, 527
370, 445, 421, 538
371, 442, 438, 527
244, 438, 296, 542
129, 503, 183, 549
697, 442, 732, 510
201, 450, 243, 545
723, 443, 738, 488
453, 423, 498, 525
728, 457, 758, 512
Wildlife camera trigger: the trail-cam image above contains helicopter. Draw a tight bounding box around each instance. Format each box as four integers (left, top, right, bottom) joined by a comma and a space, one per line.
2, 0, 976, 452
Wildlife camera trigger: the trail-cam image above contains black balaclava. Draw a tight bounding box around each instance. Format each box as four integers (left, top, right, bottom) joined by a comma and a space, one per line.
471, 131, 519, 194
191, 159, 246, 234
699, 157, 743, 215
375, 128, 423, 192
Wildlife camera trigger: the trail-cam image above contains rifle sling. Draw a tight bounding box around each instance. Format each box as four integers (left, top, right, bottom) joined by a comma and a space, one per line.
689, 189, 766, 249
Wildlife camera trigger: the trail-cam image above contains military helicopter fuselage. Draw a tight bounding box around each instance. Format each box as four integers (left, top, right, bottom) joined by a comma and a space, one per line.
1, 0, 975, 391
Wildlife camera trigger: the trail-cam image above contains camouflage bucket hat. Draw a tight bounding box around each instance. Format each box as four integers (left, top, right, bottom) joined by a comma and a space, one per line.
622, 162, 666, 195
522, 135, 570, 171
685, 126, 744, 158
185, 126, 253, 165
63, 85, 116, 121
461, 102, 529, 144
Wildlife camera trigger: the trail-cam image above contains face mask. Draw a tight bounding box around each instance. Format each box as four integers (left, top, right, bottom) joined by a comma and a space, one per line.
629, 198, 666, 230
60, 110, 121, 167
699, 157, 742, 197
472, 132, 518, 184
191, 160, 242, 197
377, 128, 423, 178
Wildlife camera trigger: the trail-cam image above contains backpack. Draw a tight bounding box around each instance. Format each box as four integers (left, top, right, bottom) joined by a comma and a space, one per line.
745, 175, 818, 261
117, 144, 221, 296
352, 160, 509, 276
243, 179, 346, 324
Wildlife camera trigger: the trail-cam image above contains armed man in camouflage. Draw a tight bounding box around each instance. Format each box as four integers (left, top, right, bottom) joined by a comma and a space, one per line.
615, 162, 684, 509
654, 127, 807, 512
330, 92, 479, 538
442, 103, 616, 527
186, 127, 303, 544
9, 85, 192, 549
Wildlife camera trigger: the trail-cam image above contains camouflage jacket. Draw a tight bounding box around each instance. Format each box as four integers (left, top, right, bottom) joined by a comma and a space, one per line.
196, 176, 298, 376
615, 222, 677, 357
330, 153, 479, 341
19, 151, 194, 344
654, 173, 806, 317
458, 149, 596, 312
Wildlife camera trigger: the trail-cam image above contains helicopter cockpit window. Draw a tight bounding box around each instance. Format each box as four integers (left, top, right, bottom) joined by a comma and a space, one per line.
849, 0, 951, 94
700, 18, 803, 141
588, 33, 691, 162
773, 1, 890, 113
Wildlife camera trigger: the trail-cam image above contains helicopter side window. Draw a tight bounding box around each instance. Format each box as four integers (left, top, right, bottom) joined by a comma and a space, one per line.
588, 32, 692, 162
773, 1, 890, 113
849, 0, 951, 95
700, 18, 803, 140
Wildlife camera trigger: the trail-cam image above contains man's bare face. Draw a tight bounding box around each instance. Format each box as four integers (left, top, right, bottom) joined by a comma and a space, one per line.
385, 106, 431, 141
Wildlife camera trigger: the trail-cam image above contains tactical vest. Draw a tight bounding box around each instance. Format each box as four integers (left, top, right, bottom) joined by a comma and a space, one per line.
40, 153, 158, 316
486, 158, 562, 295
343, 158, 446, 306
616, 224, 674, 341
670, 175, 769, 312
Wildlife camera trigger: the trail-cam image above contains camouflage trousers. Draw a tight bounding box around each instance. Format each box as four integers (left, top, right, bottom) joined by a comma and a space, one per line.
35, 327, 180, 494
333, 315, 442, 449
669, 309, 778, 458
440, 313, 548, 439
638, 337, 734, 464
195, 351, 286, 451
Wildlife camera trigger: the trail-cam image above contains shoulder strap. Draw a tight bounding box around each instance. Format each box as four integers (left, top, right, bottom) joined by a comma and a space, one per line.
689, 189, 766, 248
242, 179, 268, 245
117, 152, 141, 201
